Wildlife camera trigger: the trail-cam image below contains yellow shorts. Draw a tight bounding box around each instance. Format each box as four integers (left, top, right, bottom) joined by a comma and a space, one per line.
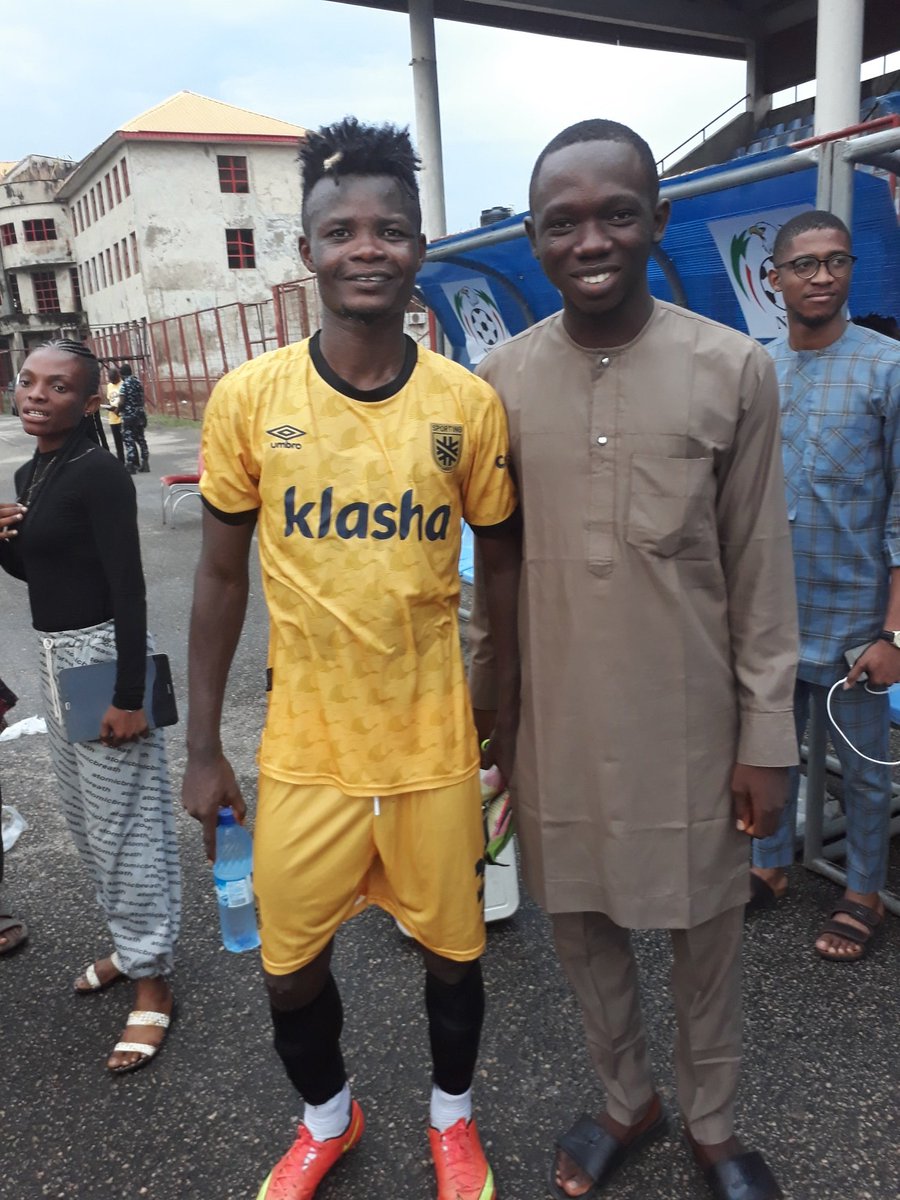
254, 772, 486, 975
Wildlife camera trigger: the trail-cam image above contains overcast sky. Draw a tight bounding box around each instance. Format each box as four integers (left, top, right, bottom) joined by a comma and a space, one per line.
7, 0, 748, 233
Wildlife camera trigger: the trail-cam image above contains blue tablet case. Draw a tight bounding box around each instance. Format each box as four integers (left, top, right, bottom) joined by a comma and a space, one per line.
56, 654, 178, 743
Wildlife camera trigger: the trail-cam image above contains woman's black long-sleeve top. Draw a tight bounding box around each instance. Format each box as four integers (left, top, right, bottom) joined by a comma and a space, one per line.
0, 437, 147, 709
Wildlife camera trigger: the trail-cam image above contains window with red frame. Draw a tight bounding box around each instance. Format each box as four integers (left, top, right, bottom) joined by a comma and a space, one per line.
90, 189, 98, 222
130, 231, 140, 272
70, 267, 82, 308
1, 223, 16, 246
226, 228, 255, 268
218, 155, 250, 193
112, 165, 122, 204
105, 173, 113, 208
122, 238, 131, 277
113, 243, 122, 281
121, 158, 130, 196
8, 275, 22, 312
33, 271, 61, 313
24, 218, 58, 242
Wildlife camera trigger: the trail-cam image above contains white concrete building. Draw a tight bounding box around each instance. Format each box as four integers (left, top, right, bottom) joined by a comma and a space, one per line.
58, 92, 306, 331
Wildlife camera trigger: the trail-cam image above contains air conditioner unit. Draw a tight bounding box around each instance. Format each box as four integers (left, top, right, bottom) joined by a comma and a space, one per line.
407, 312, 427, 326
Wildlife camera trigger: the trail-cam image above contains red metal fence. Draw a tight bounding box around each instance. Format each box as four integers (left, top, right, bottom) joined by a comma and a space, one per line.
88, 278, 435, 421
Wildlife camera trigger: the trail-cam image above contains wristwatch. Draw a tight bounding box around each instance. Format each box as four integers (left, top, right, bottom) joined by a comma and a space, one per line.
878, 630, 900, 648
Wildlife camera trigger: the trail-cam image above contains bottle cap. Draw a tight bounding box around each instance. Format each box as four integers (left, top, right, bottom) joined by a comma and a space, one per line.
217, 806, 236, 826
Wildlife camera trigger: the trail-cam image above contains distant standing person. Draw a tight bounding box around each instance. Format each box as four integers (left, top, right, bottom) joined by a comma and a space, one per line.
105, 366, 124, 464
751, 211, 900, 960
118, 361, 149, 474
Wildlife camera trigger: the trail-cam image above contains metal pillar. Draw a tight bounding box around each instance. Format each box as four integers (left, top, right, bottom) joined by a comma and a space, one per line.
408, 0, 447, 242
813, 0, 864, 224
744, 38, 771, 125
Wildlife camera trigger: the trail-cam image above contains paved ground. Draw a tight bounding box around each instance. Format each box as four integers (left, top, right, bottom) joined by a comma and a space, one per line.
1, 412, 898, 1200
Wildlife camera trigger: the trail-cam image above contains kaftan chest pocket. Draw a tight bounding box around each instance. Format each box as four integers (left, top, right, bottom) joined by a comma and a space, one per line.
808, 414, 879, 484
625, 454, 716, 558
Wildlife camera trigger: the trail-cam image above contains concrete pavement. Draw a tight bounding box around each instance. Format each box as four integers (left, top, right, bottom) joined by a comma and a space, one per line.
0, 412, 898, 1200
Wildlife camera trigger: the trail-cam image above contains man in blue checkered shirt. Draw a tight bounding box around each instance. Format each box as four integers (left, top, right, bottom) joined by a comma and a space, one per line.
750, 209, 900, 961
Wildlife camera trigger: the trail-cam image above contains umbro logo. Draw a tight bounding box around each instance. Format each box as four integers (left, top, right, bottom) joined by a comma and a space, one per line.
267, 424, 306, 450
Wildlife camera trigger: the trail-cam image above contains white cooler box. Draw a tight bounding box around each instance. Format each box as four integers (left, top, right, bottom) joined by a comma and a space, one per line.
484, 836, 520, 922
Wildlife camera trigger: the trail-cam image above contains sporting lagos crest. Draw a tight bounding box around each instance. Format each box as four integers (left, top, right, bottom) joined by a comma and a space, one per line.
431, 423, 463, 472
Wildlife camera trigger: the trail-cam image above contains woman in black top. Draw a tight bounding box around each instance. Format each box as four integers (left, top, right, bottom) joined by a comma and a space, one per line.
0, 340, 181, 1074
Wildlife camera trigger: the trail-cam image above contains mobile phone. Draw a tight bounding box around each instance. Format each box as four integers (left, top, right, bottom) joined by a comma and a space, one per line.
844, 642, 872, 679
844, 642, 890, 692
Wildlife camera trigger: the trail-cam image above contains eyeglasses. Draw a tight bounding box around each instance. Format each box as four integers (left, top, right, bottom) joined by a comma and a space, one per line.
773, 253, 858, 280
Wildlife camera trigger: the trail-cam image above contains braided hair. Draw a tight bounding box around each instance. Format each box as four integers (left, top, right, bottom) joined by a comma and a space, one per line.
16, 339, 109, 520
41, 338, 102, 394
41, 339, 108, 450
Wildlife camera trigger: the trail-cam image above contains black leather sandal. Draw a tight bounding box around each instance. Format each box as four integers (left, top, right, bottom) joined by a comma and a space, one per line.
695, 1149, 784, 1200
816, 897, 883, 962
548, 1102, 668, 1198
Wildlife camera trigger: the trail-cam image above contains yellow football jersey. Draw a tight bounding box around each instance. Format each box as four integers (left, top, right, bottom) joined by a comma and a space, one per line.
201, 335, 517, 794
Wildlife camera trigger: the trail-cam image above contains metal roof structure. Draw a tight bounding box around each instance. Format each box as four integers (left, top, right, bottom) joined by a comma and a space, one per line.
330, 0, 898, 95
117, 91, 305, 139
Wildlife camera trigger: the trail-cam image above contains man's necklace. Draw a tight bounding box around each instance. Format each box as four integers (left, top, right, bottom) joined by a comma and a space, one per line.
21, 454, 59, 505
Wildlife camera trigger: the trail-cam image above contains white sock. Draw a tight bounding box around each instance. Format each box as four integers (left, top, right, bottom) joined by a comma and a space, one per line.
430, 1084, 473, 1132
303, 1082, 351, 1142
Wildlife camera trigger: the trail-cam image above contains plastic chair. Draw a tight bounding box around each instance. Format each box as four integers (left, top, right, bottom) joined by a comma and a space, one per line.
161, 452, 204, 527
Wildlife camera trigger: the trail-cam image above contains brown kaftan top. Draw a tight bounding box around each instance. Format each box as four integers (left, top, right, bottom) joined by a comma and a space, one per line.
468, 302, 799, 929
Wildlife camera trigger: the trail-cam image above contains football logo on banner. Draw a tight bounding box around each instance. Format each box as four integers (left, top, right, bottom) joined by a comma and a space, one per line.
707, 205, 811, 339
441, 279, 510, 364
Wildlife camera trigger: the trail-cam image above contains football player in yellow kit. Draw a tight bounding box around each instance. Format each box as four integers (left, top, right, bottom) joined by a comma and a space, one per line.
182, 118, 520, 1200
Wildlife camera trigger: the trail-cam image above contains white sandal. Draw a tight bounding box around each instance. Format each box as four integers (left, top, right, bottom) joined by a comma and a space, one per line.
108, 1007, 174, 1075
74, 950, 125, 994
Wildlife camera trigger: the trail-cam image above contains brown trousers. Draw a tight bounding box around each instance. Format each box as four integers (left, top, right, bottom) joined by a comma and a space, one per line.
552, 905, 743, 1145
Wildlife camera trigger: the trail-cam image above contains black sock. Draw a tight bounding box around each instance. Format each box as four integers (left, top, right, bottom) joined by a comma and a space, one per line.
270, 973, 347, 1105
425, 960, 485, 1096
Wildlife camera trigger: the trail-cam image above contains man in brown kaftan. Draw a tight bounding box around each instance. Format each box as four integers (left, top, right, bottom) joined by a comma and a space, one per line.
468, 121, 798, 1200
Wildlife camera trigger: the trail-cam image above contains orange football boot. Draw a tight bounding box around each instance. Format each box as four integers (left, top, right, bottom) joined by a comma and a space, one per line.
256, 1100, 364, 1200
429, 1117, 496, 1200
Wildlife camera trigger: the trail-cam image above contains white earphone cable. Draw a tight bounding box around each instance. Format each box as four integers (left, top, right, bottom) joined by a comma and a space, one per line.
825, 676, 900, 766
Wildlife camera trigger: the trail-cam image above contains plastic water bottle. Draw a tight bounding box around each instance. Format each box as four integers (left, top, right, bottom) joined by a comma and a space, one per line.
214, 807, 261, 953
